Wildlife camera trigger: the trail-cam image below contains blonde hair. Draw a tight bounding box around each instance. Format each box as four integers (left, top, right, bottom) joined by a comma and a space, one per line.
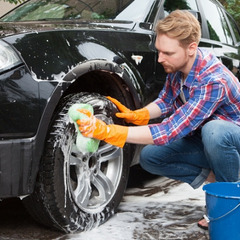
155, 10, 201, 47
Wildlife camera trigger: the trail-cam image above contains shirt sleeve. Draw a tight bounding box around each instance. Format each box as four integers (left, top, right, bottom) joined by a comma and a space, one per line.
149, 81, 225, 145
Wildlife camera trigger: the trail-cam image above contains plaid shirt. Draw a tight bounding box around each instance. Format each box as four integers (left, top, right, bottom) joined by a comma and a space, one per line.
149, 48, 240, 145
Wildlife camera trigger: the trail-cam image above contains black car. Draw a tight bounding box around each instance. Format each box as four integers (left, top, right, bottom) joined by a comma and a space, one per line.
0, 0, 239, 233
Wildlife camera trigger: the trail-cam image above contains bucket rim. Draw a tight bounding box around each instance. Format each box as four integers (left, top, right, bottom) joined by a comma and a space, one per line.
203, 182, 240, 199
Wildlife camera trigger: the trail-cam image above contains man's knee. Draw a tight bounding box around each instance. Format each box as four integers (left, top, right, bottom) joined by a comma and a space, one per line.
202, 120, 224, 139
202, 120, 228, 148
202, 120, 240, 149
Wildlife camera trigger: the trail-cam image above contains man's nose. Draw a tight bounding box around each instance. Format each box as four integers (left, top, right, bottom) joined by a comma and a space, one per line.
158, 52, 164, 63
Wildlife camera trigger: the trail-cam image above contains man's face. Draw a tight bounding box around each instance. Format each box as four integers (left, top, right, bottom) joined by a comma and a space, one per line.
155, 34, 189, 74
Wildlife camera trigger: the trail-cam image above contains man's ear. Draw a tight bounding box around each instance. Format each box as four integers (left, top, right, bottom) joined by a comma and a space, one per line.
188, 42, 198, 56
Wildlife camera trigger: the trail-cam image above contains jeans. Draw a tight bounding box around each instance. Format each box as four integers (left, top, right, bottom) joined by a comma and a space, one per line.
140, 120, 240, 189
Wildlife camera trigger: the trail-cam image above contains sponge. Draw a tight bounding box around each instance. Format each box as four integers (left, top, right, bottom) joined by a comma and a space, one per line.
68, 103, 100, 153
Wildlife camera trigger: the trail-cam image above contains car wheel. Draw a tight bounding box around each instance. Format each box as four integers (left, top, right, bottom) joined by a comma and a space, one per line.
23, 92, 131, 233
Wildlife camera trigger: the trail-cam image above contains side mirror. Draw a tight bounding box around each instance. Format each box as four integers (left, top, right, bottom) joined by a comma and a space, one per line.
139, 22, 152, 30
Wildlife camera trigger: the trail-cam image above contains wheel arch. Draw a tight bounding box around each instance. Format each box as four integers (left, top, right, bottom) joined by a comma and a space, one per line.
63, 59, 144, 109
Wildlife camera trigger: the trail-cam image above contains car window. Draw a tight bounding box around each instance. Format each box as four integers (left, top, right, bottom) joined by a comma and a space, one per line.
227, 14, 240, 44
200, 0, 234, 45
115, 0, 155, 22
163, 0, 199, 14
0, 0, 136, 22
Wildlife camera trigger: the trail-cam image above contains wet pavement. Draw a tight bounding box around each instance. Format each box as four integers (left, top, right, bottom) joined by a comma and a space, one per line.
0, 166, 210, 240
0, 198, 62, 240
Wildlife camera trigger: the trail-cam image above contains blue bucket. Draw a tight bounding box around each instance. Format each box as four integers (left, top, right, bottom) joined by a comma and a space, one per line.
203, 182, 240, 240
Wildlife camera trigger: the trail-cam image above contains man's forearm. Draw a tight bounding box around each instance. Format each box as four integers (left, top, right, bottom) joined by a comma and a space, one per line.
145, 102, 162, 119
126, 126, 154, 145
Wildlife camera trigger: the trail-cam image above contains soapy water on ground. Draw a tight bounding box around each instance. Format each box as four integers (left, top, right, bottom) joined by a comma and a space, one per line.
71, 175, 209, 240
0, 167, 210, 240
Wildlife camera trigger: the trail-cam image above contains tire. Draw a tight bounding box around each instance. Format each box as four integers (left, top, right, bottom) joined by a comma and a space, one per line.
23, 92, 131, 233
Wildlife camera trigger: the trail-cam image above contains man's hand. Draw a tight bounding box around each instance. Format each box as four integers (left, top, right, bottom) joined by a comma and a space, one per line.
76, 109, 107, 139
76, 109, 128, 148
107, 96, 150, 125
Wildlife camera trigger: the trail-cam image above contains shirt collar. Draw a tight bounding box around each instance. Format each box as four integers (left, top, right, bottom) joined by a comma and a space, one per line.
183, 48, 202, 88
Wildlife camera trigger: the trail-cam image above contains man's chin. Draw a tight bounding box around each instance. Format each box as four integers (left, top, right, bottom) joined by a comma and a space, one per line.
163, 68, 173, 73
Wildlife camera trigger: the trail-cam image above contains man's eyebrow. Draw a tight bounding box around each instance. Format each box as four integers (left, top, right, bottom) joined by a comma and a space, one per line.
158, 49, 175, 55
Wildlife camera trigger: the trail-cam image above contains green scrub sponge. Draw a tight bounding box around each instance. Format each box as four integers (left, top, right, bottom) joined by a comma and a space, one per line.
68, 103, 100, 153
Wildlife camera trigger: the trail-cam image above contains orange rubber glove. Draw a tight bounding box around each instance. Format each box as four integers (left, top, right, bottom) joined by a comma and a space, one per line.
107, 96, 150, 125
76, 109, 128, 148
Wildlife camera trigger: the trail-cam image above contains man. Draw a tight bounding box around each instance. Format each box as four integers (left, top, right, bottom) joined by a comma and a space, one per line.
77, 10, 240, 230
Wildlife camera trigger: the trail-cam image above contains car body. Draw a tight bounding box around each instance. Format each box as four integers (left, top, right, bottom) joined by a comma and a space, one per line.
0, 0, 239, 233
